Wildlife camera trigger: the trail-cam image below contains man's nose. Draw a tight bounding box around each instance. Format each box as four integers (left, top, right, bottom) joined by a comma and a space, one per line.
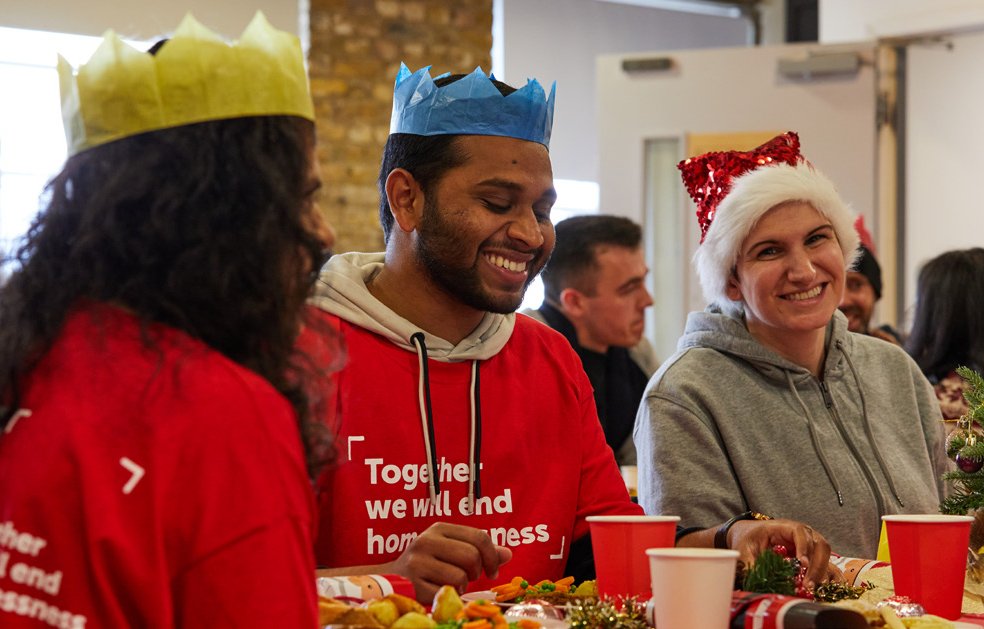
507, 208, 545, 249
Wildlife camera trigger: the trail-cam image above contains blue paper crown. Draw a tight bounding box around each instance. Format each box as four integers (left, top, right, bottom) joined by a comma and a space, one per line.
389, 63, 556, 148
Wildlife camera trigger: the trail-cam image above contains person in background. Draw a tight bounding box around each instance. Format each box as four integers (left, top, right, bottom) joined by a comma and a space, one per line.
524, 214, 658, 467
838, 216, 902, 344
0, 14, 337, 627
307, 67, 835, 602
636, 132, 947, 560
906, 247, 984, 419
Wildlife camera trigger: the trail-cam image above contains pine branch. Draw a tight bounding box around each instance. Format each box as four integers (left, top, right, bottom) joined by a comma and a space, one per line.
742, 548, 796, 595
957, 366, 984, 415
941, 491, 984, 515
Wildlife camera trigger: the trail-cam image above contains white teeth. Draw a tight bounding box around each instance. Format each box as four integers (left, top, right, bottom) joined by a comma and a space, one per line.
487, 255, 527, 272
786, 286, 822, 301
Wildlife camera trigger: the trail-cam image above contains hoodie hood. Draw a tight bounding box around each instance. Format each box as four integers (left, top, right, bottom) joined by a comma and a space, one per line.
310, 251, 516, 362
678, 304, 853, 385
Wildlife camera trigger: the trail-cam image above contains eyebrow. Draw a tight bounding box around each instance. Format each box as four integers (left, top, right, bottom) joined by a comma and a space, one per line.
475, 177, 558, 204
746, 223, 833, 252
618, 276, 645, 291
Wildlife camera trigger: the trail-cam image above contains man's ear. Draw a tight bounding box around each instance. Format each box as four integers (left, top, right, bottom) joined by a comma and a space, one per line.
558, 287, 587, 318
385, 168, 424, 233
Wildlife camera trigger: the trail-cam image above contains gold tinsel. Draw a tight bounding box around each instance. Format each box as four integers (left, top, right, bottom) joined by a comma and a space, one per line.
566, 597, 649, 629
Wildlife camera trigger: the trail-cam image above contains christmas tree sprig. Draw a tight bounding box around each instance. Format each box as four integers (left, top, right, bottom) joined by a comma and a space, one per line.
740, 547, 871, 602
957, 366, 984, 423
742, 548, 797, 595
941, 366, 984, 515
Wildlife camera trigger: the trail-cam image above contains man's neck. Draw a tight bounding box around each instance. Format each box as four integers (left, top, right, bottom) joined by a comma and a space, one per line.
540, 302, 608, 354
574, 329, 609, 355
368, 258, 487, 345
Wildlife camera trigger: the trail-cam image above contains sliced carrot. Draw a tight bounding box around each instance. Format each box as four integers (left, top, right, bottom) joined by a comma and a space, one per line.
462, 620, 493, 629
493, 588, 522, 602
515, 620, 542, 629
464, 601, 501, 618
490, 577, 524, 592
555, 576, 575, 586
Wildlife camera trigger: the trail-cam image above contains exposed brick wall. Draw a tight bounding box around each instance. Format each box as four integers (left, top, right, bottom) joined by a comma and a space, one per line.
308, 0, 492, 253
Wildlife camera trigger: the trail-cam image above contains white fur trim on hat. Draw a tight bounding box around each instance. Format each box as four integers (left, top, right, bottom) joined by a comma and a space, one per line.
694, 162, 859, 317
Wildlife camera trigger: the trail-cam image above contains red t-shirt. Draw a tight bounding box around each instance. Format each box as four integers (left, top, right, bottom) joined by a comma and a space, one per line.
0, 304, 318, 628
311, 311, 641, 590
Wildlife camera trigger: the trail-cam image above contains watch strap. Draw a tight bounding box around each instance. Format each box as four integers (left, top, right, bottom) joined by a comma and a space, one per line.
714, 511, 772, 549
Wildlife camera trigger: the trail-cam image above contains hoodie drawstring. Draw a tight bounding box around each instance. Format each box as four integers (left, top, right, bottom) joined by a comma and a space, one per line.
785, 371, 845, 506
410, 332, 482, 511
469, 361, 483, 511
411, 333, 441, 503
839, 340, 905, 507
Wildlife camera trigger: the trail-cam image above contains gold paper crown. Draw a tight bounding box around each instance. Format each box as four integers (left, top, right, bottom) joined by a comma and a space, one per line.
58, 12, 315, 156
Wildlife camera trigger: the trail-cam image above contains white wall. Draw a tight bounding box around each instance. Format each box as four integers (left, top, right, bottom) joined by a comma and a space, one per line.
820, 0, 984, 43
498, 0, 747, 184
0, 0, 300, 38
903, 28, 984, 326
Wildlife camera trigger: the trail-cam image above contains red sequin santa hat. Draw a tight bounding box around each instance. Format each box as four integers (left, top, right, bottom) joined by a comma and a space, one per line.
679, 131, 860, 314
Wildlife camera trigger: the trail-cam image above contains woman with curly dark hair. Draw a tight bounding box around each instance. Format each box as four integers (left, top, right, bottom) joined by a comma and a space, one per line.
906, 247, 984, 419
0, 14, 339, 628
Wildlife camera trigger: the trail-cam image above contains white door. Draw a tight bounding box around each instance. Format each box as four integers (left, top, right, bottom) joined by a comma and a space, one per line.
904, 29, 984, 326
597, 41, 879, 359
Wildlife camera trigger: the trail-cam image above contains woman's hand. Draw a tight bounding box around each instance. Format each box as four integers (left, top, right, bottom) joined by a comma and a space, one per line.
728, 518, 842, 590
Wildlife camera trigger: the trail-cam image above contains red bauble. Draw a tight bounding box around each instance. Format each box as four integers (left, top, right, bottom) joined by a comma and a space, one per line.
956, 453, 984, 473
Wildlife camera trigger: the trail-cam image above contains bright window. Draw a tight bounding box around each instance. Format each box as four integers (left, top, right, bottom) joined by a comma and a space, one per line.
518, 178, 600, 311
0, 27, 146, 276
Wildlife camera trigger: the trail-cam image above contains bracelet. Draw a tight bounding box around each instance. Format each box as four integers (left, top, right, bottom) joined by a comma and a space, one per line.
713, 511, 773, 549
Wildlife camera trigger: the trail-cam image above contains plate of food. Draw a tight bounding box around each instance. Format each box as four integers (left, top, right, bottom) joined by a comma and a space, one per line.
320, 587, 549, 628
474, 576, 596, 606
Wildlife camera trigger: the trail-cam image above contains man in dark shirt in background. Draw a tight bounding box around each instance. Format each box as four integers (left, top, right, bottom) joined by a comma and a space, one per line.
524, 215, 659, 467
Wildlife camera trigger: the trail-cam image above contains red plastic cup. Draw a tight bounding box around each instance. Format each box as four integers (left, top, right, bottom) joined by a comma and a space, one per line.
882, 514, 974, 619
586, 515, 680, 598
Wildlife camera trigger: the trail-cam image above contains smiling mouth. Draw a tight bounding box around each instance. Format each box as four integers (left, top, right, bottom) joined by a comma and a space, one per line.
784, 285, 822, 301
486, 254, 528, 273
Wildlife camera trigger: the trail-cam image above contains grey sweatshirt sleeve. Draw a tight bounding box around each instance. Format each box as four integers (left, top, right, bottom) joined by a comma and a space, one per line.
913, 363, 952, 498
635, 387, 746, 529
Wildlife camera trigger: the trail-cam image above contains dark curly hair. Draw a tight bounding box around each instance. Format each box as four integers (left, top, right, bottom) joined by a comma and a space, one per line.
0, 115, 337, 476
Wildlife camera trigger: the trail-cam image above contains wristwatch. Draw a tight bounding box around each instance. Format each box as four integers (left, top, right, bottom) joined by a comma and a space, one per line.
714, 511, 773, 549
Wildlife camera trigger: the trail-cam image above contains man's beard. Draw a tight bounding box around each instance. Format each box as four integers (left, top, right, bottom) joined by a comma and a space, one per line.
414, 197, 544, 314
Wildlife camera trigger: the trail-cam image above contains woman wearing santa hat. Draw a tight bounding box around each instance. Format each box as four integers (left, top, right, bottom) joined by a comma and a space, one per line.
635, 132, 948, 560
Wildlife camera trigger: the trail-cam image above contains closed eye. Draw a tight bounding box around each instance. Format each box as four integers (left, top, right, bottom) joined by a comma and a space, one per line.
482, 199, 511, 213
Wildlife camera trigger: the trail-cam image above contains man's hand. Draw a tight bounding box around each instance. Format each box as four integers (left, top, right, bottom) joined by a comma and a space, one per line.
386, 522, 512, 602
728, 518, 842, 590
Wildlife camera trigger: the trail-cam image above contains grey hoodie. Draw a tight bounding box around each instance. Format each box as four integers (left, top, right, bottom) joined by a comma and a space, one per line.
635, 306, 948, 559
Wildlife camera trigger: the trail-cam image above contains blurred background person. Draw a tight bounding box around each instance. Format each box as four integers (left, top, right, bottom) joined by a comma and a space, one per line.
838, 216, 901, 344
906, 247, 984, 419
0, 14, 337, 627
526, 214, 658, 467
